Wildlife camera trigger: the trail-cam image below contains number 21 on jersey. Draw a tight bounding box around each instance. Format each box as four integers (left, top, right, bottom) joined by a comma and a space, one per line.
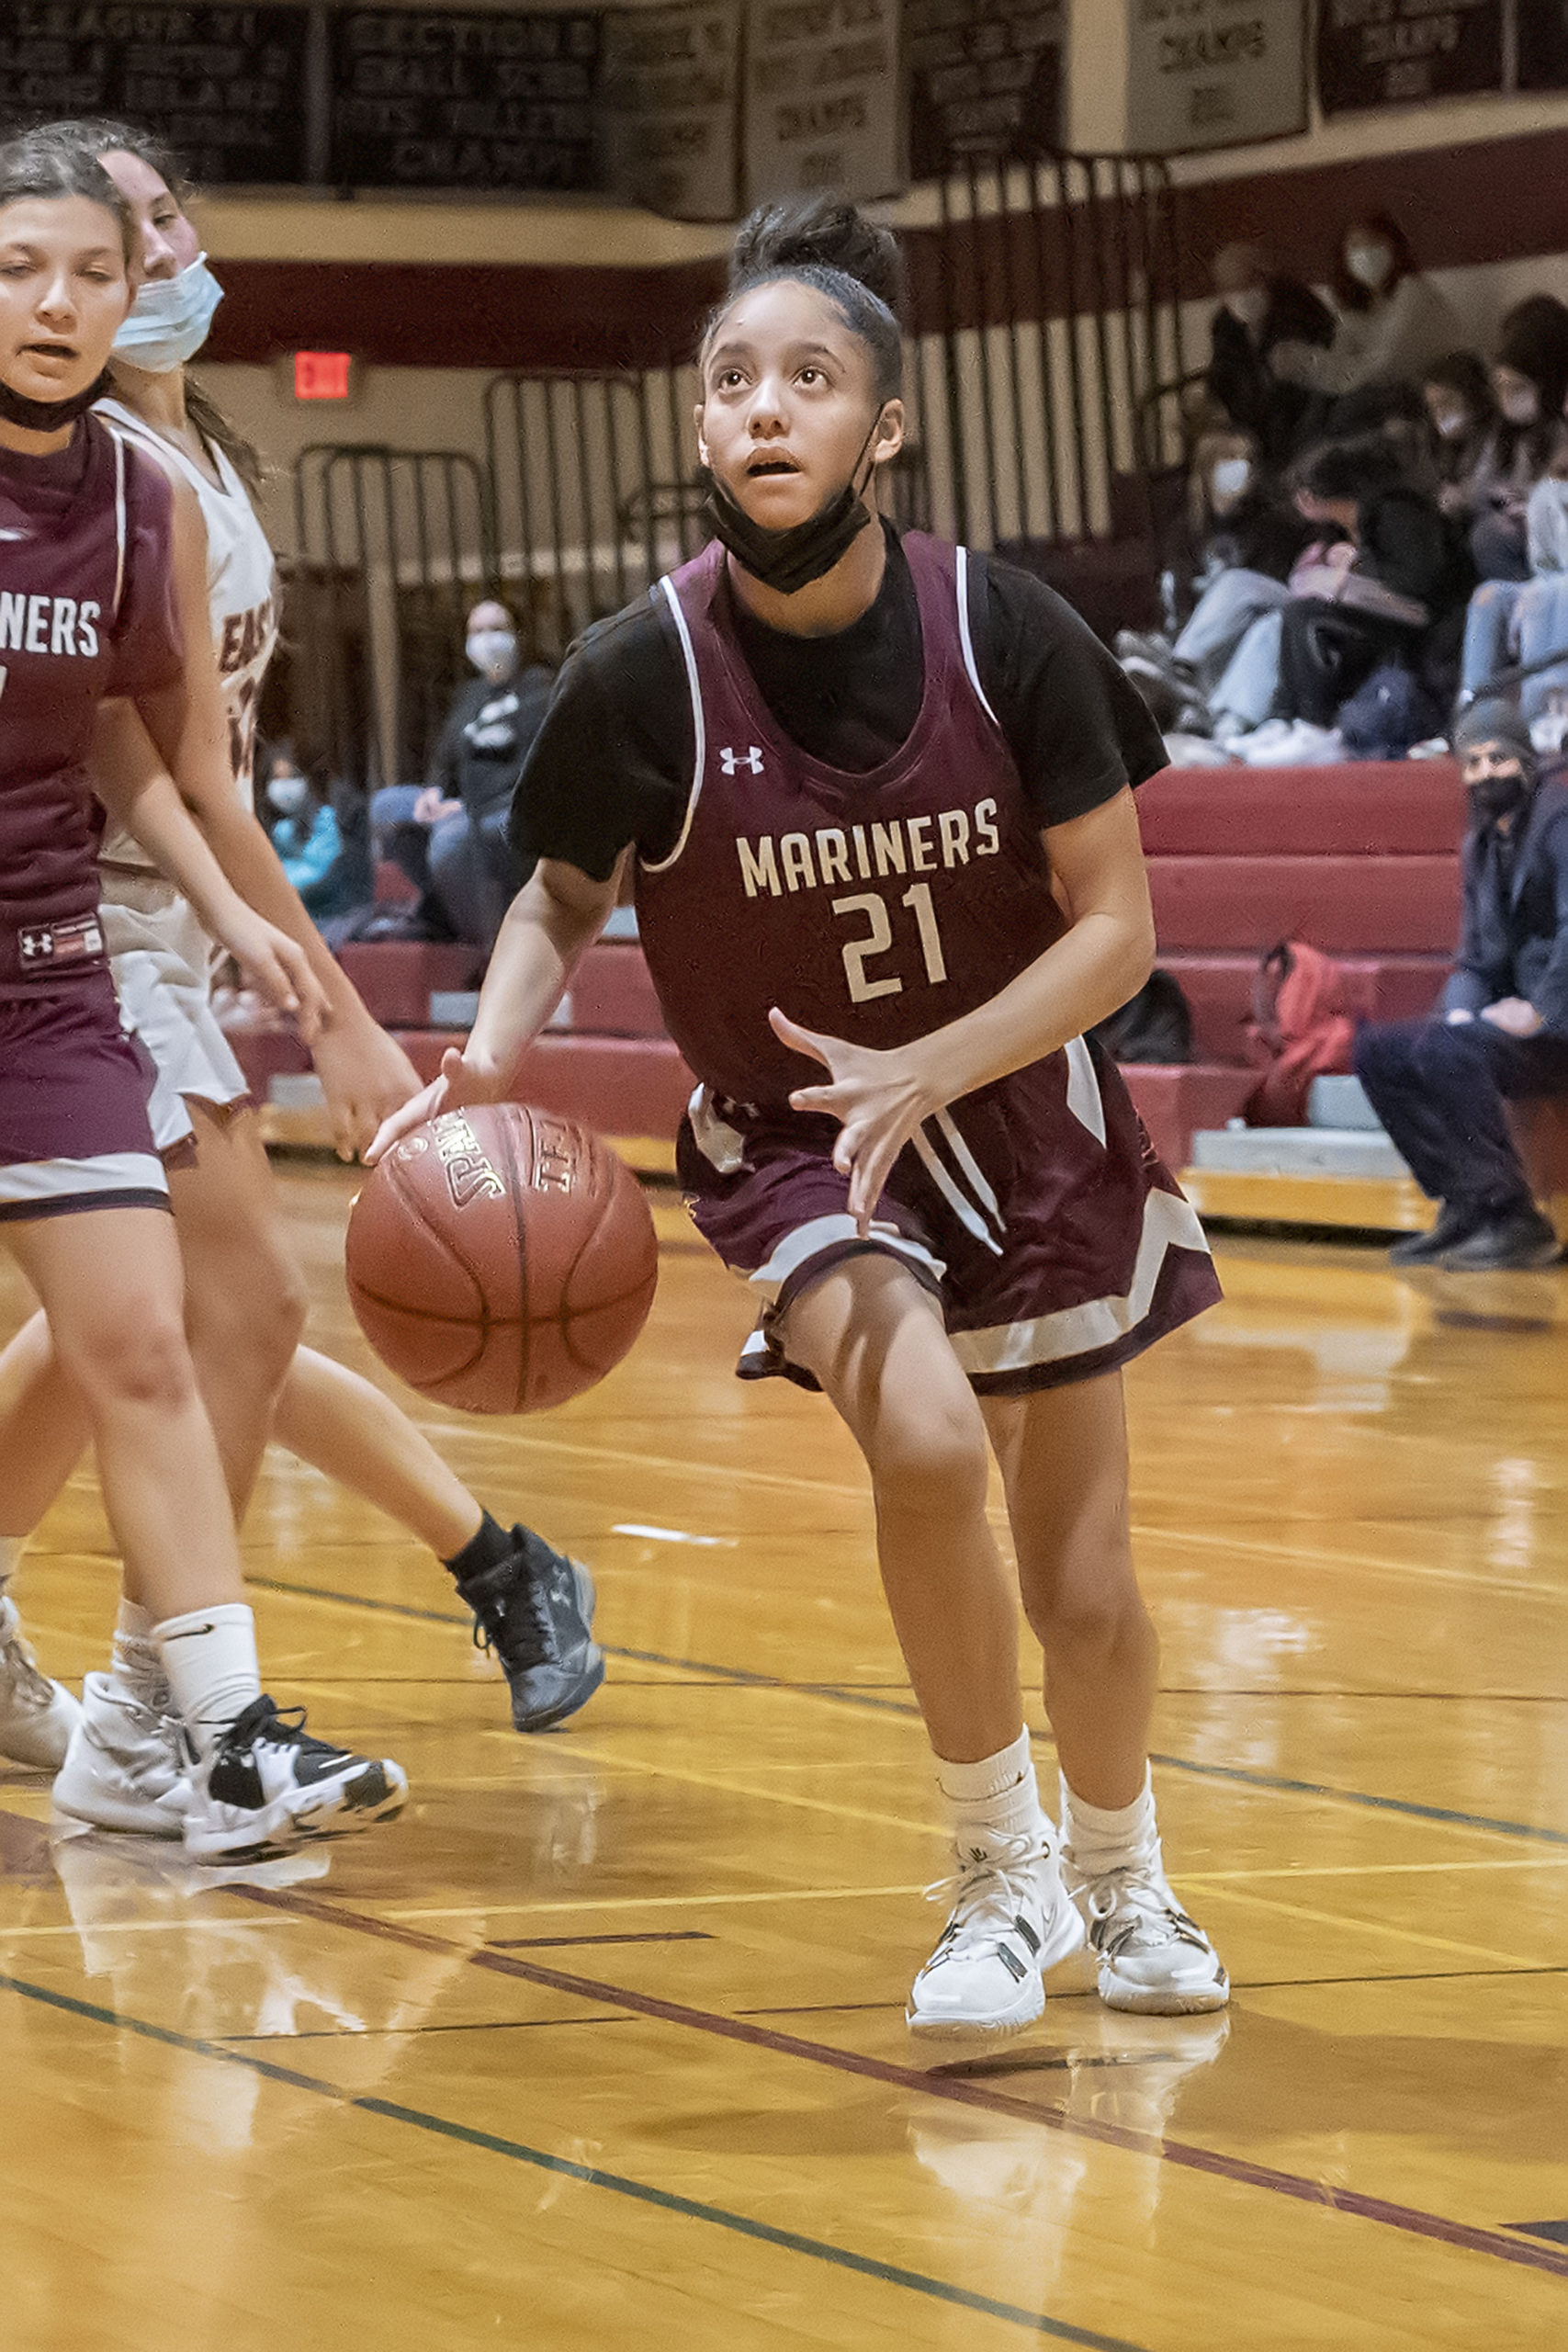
834, 883, 947, 1004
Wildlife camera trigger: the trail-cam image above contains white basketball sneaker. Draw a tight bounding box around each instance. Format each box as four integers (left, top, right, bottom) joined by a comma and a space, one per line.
52, 1672, 191, 1838
183, 1694, 407, 1862
1063, 1835, 1229, 2016
907, 1824, 1086, 2041
0, 1594, 80, 1770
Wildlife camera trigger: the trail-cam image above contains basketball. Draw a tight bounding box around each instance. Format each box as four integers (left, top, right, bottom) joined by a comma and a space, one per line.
344, 1103, 659, 1415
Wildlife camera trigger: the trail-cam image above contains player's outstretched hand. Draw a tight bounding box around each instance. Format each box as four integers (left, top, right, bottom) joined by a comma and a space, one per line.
313, 1014, 425, 1163
772, 1007, 939, 1236
364, 1046, 485, 1166
219, 908, 329, 1045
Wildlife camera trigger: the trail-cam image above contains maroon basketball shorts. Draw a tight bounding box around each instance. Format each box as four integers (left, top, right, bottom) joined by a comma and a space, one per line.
0, 982, 170, 1223
678, 1039, 1222, 1396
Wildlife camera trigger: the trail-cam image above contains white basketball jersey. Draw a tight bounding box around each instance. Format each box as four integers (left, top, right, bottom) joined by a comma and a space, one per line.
96, 396, 278, 869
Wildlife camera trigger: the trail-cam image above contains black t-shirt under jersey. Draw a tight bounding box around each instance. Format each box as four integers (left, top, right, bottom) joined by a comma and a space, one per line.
509, 527, 1167, 882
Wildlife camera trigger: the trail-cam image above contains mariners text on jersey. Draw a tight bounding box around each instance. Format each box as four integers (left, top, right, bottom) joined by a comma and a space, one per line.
0, 593, 101, 660
735, 797, 1002, 900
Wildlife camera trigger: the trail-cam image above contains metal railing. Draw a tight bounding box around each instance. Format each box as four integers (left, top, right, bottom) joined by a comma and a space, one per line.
287, 153, 1185, 781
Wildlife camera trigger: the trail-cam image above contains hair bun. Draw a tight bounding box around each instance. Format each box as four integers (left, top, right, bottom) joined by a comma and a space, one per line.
729, 195, 903, 320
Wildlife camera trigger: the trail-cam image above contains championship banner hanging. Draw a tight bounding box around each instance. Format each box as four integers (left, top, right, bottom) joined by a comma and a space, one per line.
600, 0, 741, 220
1314, 0, 1505, 115
1126, 0, 1307, 153
743, 0, 906, 207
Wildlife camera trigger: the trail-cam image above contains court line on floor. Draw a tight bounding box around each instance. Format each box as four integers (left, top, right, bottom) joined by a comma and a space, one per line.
233, 1883, 1568, 2285
0, 1969, 1146, 2352
247, 1574, 1568, 1852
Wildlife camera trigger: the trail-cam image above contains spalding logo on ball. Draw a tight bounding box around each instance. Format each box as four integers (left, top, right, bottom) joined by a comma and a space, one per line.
346, 1102, 659, 1414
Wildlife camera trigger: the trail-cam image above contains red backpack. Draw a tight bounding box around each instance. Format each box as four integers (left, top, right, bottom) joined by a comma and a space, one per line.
1244, 941, 1355, 1125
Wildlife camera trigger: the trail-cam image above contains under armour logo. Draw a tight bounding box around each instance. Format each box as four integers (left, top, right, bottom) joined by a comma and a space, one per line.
720, 745, 765, 776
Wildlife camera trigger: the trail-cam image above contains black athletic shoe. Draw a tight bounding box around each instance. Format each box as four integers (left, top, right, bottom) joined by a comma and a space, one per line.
184, 1696, 407, 1861
1388, 1200, 1486, 1265
1438, 1205, 1561, 1270
457, 1529, 604, 1733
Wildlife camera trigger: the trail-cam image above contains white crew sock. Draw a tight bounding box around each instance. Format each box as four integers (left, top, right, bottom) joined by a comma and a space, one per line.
1059, 1767, 1158, 1872
109, 1598, 172, 1712
936, 1728, 1048, 1856
153, 1604, 262, 1757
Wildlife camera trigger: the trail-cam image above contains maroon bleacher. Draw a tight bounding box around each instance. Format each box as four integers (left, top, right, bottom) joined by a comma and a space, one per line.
231, 757, 1468, 1170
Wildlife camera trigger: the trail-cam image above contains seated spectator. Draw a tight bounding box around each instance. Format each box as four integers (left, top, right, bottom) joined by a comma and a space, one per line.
370, 598, 550, 949
1460, 453, 1568, 730
1219, 435, 1471, 762
260, 745, 358, 920
1417, 351, 1497, 522
1204, 242, 1336, 468
1468, 296, 1568, 581
1269, 214, 1462, 421
1119, 435, 1312, 719
1354, 704, 1568, 1269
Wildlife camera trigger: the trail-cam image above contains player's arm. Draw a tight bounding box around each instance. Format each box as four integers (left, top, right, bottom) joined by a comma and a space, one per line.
366, 855, 621, 1162
775, 787, 1155, 1230
92, 699, 325, 1038
126, 469, 420, 1154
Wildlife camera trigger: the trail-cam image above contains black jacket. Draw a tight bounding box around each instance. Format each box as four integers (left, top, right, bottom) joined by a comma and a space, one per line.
1440, 781, 1568, 1036
428, 664, 555, 825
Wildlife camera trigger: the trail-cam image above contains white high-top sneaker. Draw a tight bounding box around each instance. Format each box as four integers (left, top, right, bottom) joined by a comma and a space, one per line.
1063, 1832, 1230, 2016
52, 1672, 191, 1838
0, 1594, 80, 1770
907, 1823, 1086, 2040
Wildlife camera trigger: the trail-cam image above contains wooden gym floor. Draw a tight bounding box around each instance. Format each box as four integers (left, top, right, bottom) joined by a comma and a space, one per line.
4, 1163, 1568, 2351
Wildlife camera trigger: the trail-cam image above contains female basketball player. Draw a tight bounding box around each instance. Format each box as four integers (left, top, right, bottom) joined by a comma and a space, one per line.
370, 198, 1229, 2033
0, 126, 408, 1854
0, 122, 599, 1806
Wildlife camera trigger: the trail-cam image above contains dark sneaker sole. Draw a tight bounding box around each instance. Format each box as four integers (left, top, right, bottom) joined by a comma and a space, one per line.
509, 1644, 605, 1735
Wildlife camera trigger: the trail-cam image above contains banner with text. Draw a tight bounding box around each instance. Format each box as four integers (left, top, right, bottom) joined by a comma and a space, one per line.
744, 0, 905, 205
903, 0, 1066, 175
600, 1, 740, 219
1128, 0, 1306, 152
1314, 0, 1504, 115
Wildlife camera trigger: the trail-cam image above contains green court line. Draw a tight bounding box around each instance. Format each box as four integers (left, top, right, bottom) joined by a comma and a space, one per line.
0, 1969, 1148, 2351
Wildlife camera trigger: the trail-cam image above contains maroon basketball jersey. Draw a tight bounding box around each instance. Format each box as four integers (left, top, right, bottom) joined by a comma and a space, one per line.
635, 533, 1067, 1108
0, 417, 180, 995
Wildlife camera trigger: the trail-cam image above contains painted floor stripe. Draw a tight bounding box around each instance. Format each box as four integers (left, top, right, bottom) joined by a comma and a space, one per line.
246, 1573, 1568, 1850
0, 1969, 1145, 2349
234, 1884, 1568, 2287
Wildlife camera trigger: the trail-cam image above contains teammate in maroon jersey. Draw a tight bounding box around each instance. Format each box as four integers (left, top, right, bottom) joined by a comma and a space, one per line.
0, 126, 406, 1855
371, 198, 1229, 2032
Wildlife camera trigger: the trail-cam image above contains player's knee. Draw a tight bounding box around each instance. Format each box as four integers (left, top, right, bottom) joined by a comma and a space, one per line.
66, 1300, 197, 1417
868, 1392, 989, 1518
188, 1236, 307, 1379
1031, 1574, 1148, 1670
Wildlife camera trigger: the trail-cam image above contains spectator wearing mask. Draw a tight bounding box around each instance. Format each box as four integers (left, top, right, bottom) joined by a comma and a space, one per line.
1417, 350, 1498, 530
1270, 215, 1462, 419
1118, 435, 1312, 718
1468, 296, 1568, 582
1204, 242, 1336, 467
1354, 705, 1568, 1269
371, 600, 550, 948
1221, 435, 1470, 763
261, 746, 356, 920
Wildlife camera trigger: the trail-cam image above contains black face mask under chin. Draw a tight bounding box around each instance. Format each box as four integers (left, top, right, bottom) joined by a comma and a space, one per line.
0, 367, 112, 435
704, 416, 884, 596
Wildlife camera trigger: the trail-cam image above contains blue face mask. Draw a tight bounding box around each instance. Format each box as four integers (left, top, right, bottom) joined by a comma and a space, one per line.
266, 773, 310, 817
113, 254, 224, 374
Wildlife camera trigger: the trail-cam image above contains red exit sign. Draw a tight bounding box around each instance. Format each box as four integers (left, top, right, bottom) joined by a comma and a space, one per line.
293, 351, 354, 401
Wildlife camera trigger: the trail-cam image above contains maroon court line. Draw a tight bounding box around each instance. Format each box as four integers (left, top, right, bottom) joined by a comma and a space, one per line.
235, 1883, 1568, 2284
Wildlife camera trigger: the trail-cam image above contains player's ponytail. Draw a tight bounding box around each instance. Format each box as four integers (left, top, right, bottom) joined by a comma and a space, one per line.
705, 194, 905, 401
